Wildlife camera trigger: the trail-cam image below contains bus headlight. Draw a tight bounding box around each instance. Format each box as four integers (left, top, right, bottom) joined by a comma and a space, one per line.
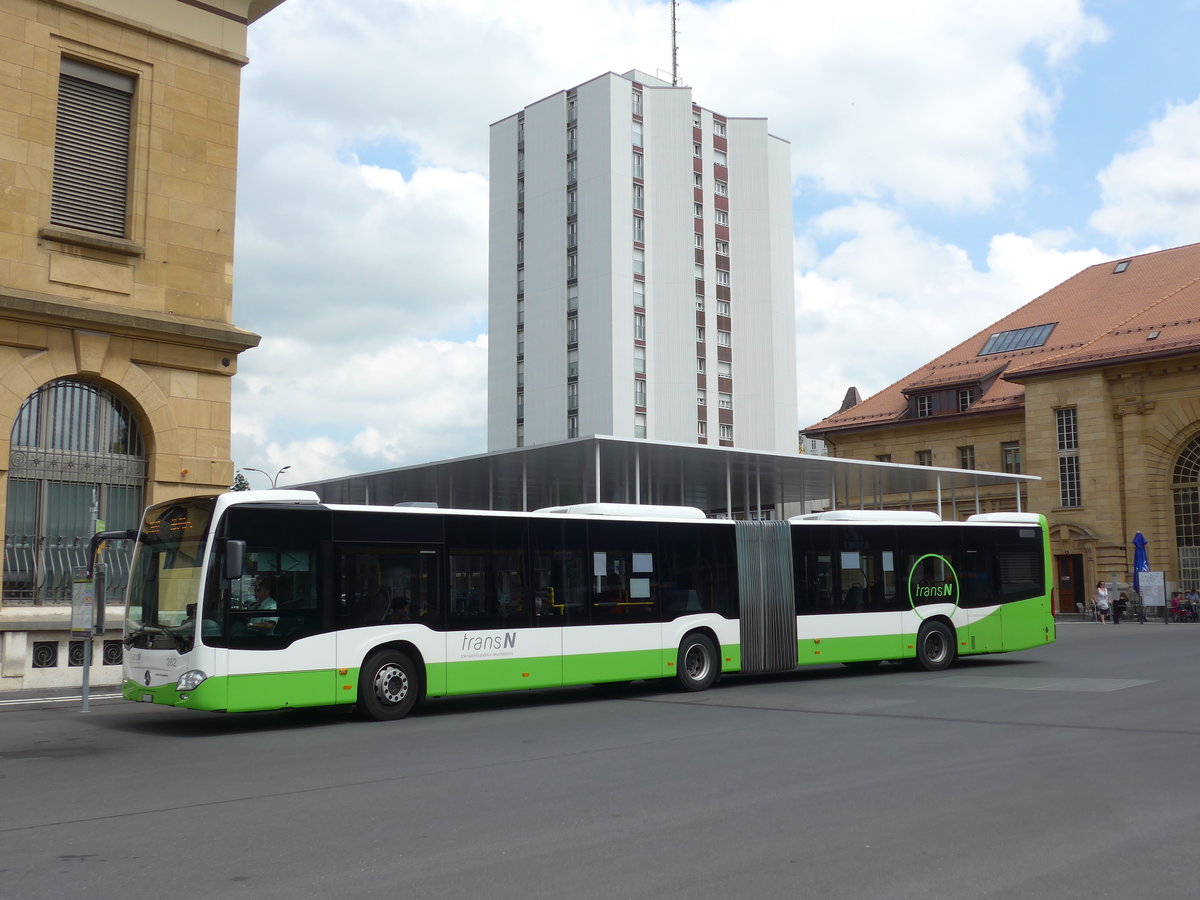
176, 670, 208, 691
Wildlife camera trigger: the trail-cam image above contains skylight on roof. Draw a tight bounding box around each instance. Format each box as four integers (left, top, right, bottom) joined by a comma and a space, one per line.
978, 323, 1056, 356
1113, 261, 1130, 274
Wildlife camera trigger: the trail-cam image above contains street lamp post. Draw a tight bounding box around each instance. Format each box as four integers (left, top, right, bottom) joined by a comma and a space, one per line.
241, 465, 291, 488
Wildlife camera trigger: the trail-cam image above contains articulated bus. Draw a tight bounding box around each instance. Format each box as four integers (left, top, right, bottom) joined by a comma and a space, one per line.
120, 490, 1054, 720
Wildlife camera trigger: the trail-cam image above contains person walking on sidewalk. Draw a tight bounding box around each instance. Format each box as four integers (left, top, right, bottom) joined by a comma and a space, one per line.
1094, 582, 1110, 624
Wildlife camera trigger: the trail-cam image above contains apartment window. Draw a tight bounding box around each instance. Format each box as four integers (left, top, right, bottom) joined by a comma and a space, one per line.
517, 210, 524, 234
634, 313, 645, 340
634, 346, 645, 374
696, 357, 706, 373
718, 393, 732, 409
516, 336, 524, 358
716, 270, 730, 286
632, 88, 642, 115
517, 238, 524, 265
567, 381, 579, 412
717, 331, 731, 347
51, 59, 136, 239
568, 415, 579, 439
567, 284, 579, 313
567, 94, 577, 122
633, 215, 644, 242
567, 158, 577, 185
516, 362, 524, 391
695, 295, 705, 311
693, 141, 702, 158
719, 424, 733, 441
635, 413, 647, 439
567, 189, 577, 216
567, 316, 578, 345
717, 300, 730, 316
568, 349, 579, 379
915, 449, 932, 466
568, 253, 578, 280
717, 361, 731, 377
715, 240, 729, 256
517, 299, 524, 327
633, 183, 644, 211
1057, 408, 1081, 507
633, 247, 645, 276
714, 180, 728, 196
958, 445, 975, 469
692, 112, 701, 128
517, 272, 524, 294
697, 390, 707, 405
633, 280, 645, 307
567, 128, 577, 154
695, 202, 704, 218
516, 424, 524, 447
714, 149, 727, 165
696, 326, 706, 342
516, 392, 524, 418
694, 264, 705, 281
715, 210, 728, 226
694, 233, 704, 249
632, 121, 643, 147
875, 454, 892, 463
517, 179, 524, 203
633, 151, 644, 178
1002, 441, 1022, 474
713, 120, 726, 137
916, 395, 933, 417
634, 379, 646, 407
958, 388, 976, 412
518, 151, 525, 173
693, 172, 703, 188
567, 221, 577, 249
698, 421, 707, 438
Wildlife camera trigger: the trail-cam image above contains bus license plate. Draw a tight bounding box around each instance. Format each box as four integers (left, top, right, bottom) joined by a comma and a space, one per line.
141, 693, 154, 703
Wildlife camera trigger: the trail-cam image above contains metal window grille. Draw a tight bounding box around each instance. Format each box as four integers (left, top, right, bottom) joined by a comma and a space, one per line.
6, 379, 145, 605
1059, 455, 1081, 508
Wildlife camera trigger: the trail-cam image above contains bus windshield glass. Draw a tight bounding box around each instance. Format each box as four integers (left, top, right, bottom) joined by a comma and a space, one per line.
125, 499, 215, 652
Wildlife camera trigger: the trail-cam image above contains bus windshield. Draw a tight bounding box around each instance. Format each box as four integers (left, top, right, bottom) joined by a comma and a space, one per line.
125, 499, 215, 652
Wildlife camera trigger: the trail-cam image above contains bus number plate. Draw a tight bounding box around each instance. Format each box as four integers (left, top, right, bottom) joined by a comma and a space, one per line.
140, 693, 154, 703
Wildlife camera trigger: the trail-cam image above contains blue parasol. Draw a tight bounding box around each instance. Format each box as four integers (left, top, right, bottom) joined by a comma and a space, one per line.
1132, 532, 1150, 595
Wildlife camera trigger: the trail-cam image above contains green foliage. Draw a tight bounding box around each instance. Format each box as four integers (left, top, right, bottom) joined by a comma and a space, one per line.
232, 472, 252, 492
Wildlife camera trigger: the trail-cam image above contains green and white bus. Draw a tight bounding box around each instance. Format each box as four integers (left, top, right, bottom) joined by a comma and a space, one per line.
119, 490, 1054, 720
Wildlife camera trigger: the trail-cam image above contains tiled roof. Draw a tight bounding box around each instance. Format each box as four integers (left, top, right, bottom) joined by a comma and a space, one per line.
805, 242, 1200, 435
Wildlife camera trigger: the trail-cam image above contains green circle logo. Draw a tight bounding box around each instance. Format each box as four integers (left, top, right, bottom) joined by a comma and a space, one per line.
907, 554, 960, 620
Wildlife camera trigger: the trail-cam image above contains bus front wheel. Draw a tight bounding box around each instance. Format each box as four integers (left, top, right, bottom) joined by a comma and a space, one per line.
358, 649, 420, 721
676, 633, 719, 692
916, 621, 956, 672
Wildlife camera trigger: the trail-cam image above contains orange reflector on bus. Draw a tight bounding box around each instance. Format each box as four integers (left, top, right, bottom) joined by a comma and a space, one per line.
343, 684, 352, 690
338, 668, 348, 676
522, 673, 530, 678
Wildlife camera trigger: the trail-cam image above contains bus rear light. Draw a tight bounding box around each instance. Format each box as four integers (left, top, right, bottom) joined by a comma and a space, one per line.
176, 670, 208, 691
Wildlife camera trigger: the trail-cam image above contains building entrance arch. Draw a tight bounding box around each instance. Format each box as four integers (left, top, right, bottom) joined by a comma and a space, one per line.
1174, 433, 1200, 593
4, 378, 146, 605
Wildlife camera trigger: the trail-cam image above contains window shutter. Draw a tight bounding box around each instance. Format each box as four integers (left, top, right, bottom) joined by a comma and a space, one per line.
51, 62, 134, 238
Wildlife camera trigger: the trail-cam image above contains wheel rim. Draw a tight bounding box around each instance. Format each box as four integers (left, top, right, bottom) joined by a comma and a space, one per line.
683, 642, 710, 682
923, 631, 948, 664
374, 663, 409, 705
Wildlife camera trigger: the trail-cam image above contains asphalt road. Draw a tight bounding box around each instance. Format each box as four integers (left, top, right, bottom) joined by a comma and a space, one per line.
2, 622, 1199, 900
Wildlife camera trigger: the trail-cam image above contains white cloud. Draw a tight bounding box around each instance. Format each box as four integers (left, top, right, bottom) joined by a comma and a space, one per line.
795, 204, 1109, 428
1090, 97, 1200, 246
232, 335, 488, 485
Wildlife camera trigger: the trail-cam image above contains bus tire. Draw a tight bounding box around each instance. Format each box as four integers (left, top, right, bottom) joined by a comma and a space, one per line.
916, 621, 956, 671
676, 633, 719, 692
358, 649, 420, 721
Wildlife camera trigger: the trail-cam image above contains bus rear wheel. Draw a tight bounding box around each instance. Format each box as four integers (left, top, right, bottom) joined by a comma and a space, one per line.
358, 649, 419, 721
916, 621, 956, 671
676, 633, 719, 692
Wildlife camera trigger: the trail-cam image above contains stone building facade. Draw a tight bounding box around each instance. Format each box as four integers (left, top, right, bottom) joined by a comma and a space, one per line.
0, 0, 283, 689
805, 244, 1200, 615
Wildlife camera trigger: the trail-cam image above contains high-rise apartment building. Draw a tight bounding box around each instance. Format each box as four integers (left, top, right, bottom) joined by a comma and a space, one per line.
488, 71, 797, 452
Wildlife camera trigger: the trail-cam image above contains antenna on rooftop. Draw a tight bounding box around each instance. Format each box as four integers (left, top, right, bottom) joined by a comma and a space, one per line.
671, 0, 679, 86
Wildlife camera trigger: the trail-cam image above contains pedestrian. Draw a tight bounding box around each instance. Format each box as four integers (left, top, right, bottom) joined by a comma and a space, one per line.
1094, 581, 1110, 624
1114, 592, 1127, 625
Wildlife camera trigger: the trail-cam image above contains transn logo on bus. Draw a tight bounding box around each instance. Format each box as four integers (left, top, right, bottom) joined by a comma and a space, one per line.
462, 632, 517, 652
906, 553, 960, 618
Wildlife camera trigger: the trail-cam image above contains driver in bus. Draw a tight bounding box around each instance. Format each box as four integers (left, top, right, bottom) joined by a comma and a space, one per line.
247, 576, 279, 633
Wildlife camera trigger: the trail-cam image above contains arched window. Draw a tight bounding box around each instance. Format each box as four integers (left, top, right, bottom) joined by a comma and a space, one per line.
1174, 434, 1200, 593
5, 379, 146, 605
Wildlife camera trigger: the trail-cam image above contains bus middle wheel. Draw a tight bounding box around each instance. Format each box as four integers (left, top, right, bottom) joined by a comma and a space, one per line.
676, 633, 719, 692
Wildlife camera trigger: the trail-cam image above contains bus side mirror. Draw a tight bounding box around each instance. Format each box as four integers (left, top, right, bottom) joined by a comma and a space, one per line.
224, 540, 246, 580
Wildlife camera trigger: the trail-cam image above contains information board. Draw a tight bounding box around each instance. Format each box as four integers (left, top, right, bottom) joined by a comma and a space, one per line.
1140, 571, 1166, 607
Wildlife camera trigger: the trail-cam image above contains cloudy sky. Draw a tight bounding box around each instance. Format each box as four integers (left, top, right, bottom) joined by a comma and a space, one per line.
230, 0, 1200, 488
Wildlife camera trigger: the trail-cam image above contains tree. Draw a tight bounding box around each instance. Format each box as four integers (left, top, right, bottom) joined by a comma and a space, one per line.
232, 472, 251, 491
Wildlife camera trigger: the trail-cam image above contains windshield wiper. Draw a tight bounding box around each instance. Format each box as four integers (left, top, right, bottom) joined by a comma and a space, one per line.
124, 623, 190, 653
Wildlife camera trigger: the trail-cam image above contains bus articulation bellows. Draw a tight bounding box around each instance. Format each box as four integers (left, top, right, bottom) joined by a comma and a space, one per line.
120, 491, 1054, 720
